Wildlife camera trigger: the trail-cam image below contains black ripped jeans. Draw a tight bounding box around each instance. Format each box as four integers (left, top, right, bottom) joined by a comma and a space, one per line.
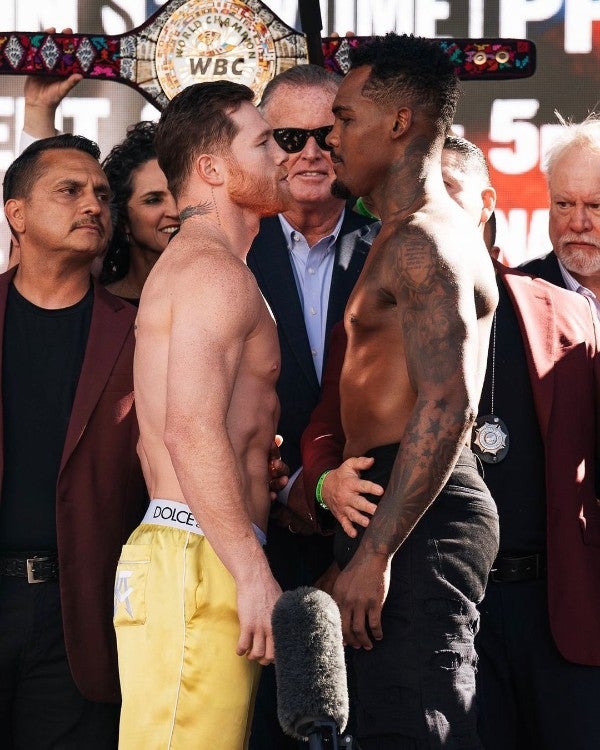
335, 445, 499, 750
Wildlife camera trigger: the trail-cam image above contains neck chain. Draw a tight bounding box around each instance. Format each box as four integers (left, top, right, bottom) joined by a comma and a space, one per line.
489, 312, 497, 414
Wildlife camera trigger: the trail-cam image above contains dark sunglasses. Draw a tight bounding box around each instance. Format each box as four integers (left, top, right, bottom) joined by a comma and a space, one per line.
272, 125, 333, 153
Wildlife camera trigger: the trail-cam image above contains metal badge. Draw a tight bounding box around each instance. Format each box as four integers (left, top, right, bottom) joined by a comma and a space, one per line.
472, 414, 509, 464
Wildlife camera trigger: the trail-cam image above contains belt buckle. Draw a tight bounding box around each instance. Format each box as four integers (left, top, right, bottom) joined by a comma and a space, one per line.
26, 557, 45, 584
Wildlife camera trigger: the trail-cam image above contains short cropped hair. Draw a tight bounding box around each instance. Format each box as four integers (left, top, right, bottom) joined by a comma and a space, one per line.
444, 135, 491, 183
259, 63, 341, 111
349, 33, 460, 136
544, 112, 600, 180
3, 133, 101, 205
154, 81, 255, 200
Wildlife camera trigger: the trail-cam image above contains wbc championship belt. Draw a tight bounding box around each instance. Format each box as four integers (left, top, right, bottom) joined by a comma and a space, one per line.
0, 0, 536, 109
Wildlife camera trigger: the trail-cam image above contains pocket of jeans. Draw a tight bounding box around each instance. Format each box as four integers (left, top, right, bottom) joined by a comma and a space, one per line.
113, 544, 151, 626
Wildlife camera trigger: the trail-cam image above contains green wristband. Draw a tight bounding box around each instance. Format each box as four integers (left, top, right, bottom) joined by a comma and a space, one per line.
315, 470, 332, 511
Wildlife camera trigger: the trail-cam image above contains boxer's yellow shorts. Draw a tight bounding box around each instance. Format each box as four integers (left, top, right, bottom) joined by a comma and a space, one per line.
114, 513, 260, 749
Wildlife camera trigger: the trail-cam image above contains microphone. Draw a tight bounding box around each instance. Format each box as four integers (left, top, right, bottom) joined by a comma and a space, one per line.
273, 586, 349, 749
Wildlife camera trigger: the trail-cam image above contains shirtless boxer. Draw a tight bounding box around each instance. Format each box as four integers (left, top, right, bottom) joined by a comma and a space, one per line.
325, 35, 499, 748
113, 81, 289, 750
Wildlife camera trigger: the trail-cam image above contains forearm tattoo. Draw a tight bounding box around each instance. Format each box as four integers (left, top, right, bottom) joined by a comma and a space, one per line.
363, 400, 469, 558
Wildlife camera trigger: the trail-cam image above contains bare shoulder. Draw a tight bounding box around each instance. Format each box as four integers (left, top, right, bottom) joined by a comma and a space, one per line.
382, 205, 496, 314
378, 210, 459, 291
143, 232, 263, 331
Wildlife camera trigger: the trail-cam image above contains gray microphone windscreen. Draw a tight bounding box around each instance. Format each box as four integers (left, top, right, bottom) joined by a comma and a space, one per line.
272, 586, 349, 739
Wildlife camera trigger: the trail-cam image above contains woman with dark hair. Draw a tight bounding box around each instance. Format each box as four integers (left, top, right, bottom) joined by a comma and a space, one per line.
100, 120, 180, 303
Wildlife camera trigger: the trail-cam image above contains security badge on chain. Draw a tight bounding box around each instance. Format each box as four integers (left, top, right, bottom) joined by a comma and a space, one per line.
471, 312, 510, 464
472, 414, 509, 464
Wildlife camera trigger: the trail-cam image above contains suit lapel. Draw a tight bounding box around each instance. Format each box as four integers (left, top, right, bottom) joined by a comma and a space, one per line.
521, 251, 566, 289
59, 282, 134, 474
326, 212, 375, 344
542, 253, 566, 288
496, 263, 555, 440
0, 268, 18, 488
249, 217, 319, 393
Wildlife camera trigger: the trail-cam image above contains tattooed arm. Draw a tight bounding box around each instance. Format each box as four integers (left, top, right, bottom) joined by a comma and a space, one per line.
333, 224, 481, 649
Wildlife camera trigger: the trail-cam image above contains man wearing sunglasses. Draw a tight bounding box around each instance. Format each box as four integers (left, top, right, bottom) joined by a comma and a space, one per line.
246, 64, 376, 749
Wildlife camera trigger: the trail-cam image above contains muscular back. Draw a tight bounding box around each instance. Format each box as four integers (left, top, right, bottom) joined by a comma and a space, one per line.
341, 197, 497, 458
134, 230, 280, 533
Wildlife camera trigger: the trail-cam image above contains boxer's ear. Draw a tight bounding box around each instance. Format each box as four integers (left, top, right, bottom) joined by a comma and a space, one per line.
194, 154, 225, 186
391, 107, 412, 139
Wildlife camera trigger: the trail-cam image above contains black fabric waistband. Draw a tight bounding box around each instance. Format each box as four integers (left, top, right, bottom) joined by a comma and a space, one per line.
489, 553, 546, 583
364, 443, 477, 470
362, 444, 478, 485
364, 443, 401, 467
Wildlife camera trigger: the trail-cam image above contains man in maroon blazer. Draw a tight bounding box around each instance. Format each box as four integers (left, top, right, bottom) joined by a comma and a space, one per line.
521, 114, 600, 320
0, 134, 146, 748
299, 136, 600, 749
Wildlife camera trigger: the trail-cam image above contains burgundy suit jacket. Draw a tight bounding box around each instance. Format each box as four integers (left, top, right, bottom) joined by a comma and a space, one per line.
0, 268, 147, 702
299, 262, 600, 666
299, 321, 346, 532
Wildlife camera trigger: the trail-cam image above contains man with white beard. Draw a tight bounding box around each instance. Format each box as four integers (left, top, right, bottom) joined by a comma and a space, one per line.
522, 113, 600, 314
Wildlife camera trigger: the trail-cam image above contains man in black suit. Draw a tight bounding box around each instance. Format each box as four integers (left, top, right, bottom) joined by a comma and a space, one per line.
247, 64, 375, 749
521, 113, 600, 319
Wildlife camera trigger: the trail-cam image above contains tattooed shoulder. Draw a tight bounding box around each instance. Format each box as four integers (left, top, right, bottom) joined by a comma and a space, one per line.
393, 224, 438, 293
